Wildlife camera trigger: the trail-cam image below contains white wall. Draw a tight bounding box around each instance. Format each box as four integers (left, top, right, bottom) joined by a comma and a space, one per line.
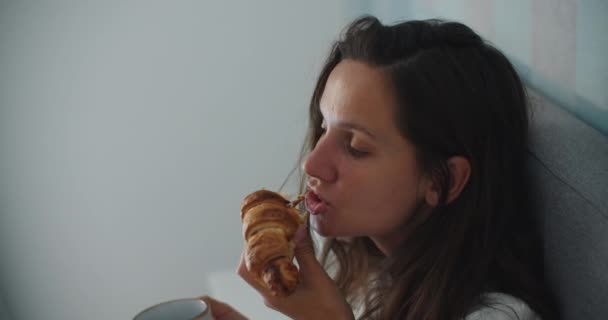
0, 295, 11, 320
0, 1, 349, 319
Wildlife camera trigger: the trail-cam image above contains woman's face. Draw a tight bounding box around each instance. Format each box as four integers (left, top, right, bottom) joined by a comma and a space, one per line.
303, 59, 432, 253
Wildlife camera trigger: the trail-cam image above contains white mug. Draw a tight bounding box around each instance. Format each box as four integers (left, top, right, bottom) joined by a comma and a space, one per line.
134, 298, 212, 320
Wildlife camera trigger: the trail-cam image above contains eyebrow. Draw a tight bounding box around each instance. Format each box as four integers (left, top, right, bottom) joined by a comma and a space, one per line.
335, 121, 377, 139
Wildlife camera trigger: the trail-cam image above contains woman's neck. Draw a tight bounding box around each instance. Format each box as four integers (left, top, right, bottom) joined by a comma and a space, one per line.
370, 204, 433, 256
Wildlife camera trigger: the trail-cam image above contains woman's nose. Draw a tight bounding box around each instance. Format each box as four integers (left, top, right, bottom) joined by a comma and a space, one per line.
303, 136, 337, 184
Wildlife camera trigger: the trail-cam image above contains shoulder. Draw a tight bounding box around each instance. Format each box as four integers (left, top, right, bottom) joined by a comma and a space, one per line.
465, 293, 540, 320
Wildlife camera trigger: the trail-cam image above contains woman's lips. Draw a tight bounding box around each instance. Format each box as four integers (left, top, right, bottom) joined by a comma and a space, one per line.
305, 190, 329, 215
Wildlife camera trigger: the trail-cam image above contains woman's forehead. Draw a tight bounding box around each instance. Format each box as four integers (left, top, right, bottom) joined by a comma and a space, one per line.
319, 60, 400, 134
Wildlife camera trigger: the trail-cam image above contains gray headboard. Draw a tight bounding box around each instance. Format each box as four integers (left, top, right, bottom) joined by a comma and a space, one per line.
526, 89, 608, 320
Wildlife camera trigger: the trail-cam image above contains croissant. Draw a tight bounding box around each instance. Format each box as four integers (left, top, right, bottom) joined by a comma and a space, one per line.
240, 189, 304, 297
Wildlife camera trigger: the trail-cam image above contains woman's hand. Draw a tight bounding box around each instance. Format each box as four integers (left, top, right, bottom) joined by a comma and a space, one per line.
237, 225, 355, 320
199, 295, 248, 320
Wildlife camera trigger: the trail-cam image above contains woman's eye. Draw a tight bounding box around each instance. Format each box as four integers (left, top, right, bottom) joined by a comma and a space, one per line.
346, 144, 368, 158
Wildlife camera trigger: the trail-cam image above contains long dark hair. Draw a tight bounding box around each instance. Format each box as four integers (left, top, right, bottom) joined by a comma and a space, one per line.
300, 16, 560, 320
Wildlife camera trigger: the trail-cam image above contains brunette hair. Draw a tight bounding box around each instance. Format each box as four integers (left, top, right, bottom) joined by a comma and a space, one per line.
300, 15, 560, 320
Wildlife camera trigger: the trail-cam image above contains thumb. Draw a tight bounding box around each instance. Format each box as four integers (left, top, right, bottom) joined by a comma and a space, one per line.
293, 224, 322, 274
199, 295, 247, 320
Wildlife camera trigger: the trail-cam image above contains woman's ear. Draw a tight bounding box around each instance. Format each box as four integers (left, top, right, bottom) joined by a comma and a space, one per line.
423, 156, 471, 207
445, 156, 471, 204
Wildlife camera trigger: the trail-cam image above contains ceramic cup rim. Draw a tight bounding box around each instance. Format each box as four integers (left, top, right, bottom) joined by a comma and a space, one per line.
134, 297, 209, 320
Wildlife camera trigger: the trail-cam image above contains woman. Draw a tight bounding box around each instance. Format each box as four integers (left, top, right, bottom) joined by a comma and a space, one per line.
203, 16, 560, 320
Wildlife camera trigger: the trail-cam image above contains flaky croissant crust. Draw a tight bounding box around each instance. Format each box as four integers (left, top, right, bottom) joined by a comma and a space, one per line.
240, 189, 304, 296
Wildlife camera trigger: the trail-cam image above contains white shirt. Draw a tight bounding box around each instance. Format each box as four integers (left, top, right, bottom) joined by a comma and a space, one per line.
312, 233, 539, 320
465, 292, 539, 320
